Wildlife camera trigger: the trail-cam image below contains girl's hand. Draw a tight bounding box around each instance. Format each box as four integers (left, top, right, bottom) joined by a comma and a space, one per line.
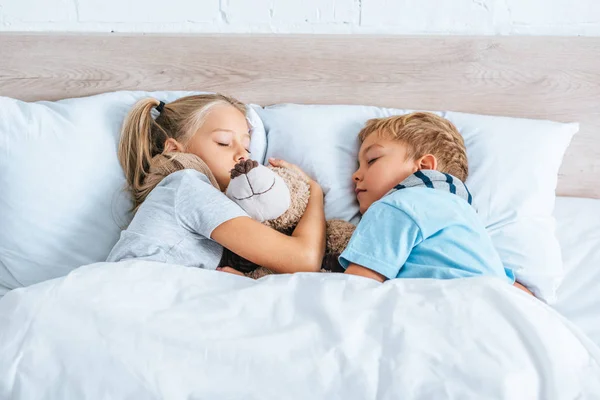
216, 266, 246, 277
268, 158, 315, 185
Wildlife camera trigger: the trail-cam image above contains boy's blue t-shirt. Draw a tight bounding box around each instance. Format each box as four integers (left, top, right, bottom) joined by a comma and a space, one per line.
339, 187, 515, 283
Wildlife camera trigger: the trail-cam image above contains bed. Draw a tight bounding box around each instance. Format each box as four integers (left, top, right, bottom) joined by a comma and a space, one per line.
554, 197, 600, 348
1, 34, 600, 399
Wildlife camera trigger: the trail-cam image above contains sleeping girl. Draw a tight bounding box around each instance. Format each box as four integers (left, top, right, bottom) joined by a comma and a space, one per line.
107, 94, 326, 275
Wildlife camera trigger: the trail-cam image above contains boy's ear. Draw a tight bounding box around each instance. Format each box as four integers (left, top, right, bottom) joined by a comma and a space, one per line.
164, 138, 185, 153
417, 154, 438, 171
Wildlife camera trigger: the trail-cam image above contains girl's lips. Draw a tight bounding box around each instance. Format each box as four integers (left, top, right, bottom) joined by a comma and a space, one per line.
355, 188, 366, 196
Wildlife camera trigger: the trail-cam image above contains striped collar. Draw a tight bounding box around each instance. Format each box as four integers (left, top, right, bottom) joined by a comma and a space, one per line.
386, 170, 473, 206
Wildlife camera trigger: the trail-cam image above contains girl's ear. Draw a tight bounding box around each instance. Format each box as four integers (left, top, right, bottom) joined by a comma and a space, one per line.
164, 138, 185, 153
417, 154, 438, 171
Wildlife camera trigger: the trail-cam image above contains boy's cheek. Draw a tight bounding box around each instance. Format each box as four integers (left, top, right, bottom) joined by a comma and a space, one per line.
369, 184, 390, 203
358, 195, 374, 214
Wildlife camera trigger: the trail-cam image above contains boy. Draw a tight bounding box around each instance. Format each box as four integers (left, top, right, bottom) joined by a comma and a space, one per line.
340, 112, 528, 293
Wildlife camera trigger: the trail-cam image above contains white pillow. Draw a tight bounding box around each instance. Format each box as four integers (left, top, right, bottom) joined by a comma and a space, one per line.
257, 104, 577, 302
0, 91, 267, 296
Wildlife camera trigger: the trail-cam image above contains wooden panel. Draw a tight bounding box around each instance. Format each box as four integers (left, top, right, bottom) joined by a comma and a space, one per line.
1, 33, 599, 198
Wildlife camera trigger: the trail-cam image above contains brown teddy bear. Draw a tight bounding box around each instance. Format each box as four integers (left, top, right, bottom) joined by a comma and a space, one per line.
219, 159, 355, 279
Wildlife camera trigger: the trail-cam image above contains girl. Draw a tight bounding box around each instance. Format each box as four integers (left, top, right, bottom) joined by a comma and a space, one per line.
107, 94, 326, 275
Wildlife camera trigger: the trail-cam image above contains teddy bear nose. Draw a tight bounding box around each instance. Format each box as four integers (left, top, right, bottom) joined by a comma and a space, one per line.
230, 159, 259, 179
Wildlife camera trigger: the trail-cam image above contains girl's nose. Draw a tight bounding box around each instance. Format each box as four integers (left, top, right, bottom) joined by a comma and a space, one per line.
235, 147, 248, 162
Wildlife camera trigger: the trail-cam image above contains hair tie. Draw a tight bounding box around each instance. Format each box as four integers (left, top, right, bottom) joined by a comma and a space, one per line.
155, 101, 165, 113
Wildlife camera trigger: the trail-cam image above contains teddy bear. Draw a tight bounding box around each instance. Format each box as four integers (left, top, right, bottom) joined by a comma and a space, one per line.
219, 159, 356, 279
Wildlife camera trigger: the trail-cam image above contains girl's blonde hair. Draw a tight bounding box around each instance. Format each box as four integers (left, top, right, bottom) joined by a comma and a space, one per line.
119, 94, 247, 212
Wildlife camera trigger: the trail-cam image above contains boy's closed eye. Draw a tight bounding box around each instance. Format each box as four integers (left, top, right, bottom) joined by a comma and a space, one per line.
365, 149, 384, 165
363, 144, 385, 161
367, 157, 380, 165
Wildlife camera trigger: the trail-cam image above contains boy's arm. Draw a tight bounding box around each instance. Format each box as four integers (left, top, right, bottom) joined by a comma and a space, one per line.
514, 281, 534, 296
339, 202, 422, 281
345, 263, 387, 282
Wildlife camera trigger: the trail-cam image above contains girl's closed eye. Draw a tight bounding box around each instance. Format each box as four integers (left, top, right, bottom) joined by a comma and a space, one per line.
214, 132, 233, 147
367, 157, 379, 165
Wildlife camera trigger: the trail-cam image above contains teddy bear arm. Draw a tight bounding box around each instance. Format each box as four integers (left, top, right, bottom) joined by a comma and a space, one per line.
218, 248, 261, 274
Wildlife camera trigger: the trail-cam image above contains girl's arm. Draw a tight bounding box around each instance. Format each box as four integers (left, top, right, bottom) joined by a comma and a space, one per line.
212, 159, 326, 274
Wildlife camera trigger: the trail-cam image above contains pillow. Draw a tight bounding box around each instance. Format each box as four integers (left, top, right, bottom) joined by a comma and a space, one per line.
0, 91, 267, 296
257, 104, 577, 302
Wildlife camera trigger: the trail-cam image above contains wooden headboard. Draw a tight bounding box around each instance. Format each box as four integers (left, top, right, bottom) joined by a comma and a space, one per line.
2, 33, 599, 198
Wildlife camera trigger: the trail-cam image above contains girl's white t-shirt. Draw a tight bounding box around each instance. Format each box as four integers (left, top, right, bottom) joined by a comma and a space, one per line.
107, 169, 247, 269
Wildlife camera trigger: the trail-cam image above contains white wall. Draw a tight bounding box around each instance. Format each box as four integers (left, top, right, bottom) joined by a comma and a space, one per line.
1, 0, 599, 35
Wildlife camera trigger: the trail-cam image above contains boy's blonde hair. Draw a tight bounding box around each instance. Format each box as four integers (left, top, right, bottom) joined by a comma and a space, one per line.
119, 94, 246, 212
359, 112, 468, 182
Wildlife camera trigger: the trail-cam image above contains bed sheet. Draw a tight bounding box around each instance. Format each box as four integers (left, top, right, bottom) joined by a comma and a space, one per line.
1, 197, 600, 398
2, 261, 600, 399
553, 196, 600, 347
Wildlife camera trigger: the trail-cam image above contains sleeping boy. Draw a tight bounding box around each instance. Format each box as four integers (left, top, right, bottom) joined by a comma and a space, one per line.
340, 112, 530, 294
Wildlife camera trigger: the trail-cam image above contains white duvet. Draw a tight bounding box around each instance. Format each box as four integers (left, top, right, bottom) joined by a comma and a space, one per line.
1, 260, 599, 400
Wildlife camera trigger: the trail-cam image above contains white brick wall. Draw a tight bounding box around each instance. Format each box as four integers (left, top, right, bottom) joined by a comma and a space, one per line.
1, 0, 599, 35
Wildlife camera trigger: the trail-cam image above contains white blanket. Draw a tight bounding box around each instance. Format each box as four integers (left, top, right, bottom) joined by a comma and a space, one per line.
1, 260, 599, 399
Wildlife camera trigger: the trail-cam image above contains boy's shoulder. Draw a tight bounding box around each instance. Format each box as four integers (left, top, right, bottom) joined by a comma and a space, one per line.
381, 186, 464, 208
378, 187, 474, 229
